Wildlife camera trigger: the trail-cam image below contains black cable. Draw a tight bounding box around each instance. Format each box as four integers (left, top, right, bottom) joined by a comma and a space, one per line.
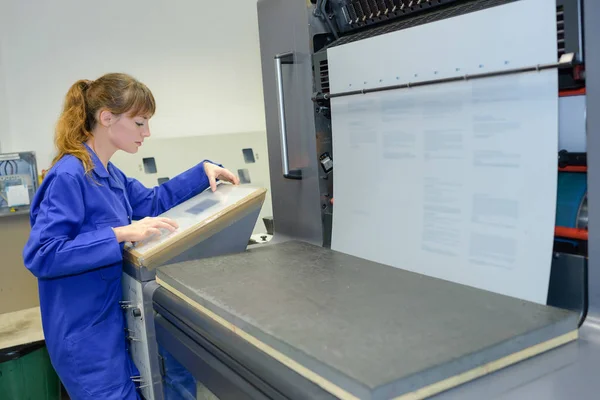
0, 160, 18, 175
315, 0, 339, 40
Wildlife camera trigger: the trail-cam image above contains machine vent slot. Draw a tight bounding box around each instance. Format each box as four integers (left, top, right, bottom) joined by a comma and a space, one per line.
360, 0, 374, 19
346, 3, 359, 23
556, 5, 565, 59
320, 60, 330, 93
355, 1, 367, 21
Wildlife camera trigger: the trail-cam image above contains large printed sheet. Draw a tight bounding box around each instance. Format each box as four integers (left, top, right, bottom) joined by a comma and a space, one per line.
328, 0, 559, 304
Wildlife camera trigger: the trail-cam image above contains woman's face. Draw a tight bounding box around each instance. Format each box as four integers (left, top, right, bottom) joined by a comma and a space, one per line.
107, 114, 151, 154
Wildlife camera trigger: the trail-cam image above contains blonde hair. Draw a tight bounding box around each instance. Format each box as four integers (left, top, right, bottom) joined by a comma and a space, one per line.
52, 73, 156, 174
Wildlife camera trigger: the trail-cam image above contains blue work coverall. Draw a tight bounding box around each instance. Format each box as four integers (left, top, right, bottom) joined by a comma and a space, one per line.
23, 144, 216, 399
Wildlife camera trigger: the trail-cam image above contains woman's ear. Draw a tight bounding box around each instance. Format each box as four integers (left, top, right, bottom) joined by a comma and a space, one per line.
98, 109, 114, 127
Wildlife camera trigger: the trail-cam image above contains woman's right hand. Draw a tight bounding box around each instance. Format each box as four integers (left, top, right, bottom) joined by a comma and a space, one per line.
112, 217, 179, 243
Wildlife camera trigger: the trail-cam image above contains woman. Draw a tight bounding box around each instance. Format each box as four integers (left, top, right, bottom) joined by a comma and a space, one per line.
22, 73, 239, 399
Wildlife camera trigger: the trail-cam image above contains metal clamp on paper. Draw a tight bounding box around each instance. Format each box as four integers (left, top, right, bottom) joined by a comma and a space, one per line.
312, 53, 576, 102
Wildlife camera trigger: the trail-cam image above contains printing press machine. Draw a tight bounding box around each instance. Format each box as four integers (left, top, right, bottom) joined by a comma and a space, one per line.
121, 0, 600, 399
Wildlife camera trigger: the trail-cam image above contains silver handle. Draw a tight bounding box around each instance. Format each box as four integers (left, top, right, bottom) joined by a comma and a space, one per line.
274, 52, 302, 180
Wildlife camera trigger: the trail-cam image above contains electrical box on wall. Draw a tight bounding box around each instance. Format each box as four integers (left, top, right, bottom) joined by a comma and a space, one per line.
0, 151, 38, 217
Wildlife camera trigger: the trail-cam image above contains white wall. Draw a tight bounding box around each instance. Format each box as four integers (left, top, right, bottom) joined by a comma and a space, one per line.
0, 0, 266, 170
0, 54, 10, 153
0, 3, 10, 153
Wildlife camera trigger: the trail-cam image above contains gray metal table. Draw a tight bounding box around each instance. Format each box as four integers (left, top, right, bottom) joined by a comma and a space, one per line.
431, 322, 600, 399
155, 240, 579, 400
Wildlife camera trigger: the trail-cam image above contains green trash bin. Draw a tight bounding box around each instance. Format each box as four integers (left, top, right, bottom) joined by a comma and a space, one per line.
0, 341, 61, 400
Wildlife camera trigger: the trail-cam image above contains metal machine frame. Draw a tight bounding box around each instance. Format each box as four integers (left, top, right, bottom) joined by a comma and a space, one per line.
135, 1, 600, 398
251, 0, 600, 397
260, 0, 591, 315
583, 0, 600, 335
121, 208, 263, 400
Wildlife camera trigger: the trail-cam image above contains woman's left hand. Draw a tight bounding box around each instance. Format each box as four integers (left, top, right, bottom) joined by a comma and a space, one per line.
204, 162, 240, 192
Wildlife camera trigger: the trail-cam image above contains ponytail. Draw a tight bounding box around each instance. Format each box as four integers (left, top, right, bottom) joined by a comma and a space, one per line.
51, 79, 94, 174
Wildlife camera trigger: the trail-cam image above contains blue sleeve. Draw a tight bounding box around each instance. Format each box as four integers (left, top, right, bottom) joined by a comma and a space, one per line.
23, 173, 123, 279
124, 160, 221, 219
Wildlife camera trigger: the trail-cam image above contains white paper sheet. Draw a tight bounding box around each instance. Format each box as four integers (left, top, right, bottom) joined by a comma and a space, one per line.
328, 0, 558, 304
559, 95, 587, 152
6, 185, 30, 207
